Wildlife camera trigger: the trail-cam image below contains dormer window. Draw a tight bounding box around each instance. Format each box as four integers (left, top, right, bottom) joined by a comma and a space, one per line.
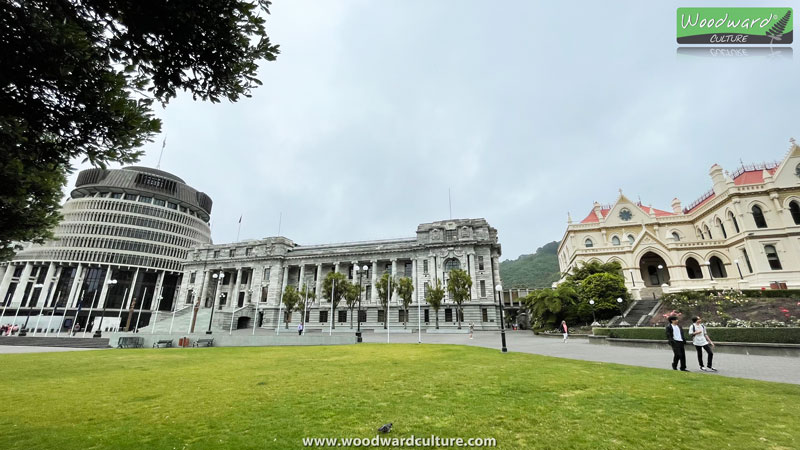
584, 238, 594, 248
611, 236, 621, 246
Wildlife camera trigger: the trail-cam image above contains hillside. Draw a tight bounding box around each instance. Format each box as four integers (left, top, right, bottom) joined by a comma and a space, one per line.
499, 241, 562, 289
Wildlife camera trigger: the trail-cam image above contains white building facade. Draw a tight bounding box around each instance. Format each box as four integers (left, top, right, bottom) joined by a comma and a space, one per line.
175, 219, 505, 331
558, 143, 800, 299
0, 166, 213, 332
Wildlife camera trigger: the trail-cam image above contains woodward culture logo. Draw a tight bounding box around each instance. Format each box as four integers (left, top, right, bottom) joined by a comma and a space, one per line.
677, 7, 793, 44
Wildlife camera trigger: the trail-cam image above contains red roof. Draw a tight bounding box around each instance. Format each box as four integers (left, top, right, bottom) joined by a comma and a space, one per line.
580, 209, 609, 223
637, 205, 675, 217
733, 167, 777, 185
684, 193, 716, 214
579, 203, 673, 224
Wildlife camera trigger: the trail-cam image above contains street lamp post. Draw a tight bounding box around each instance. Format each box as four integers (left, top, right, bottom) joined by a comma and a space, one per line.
656, 264, 664, 286
494, 284, 507, 353
18, 283, 45, 336
354, 264, 368, 343
94, 279, 117, 337
616, 297, 630, 327
589, 299, 598, 326
207, 271, 224, 334
733, 259, 744, 280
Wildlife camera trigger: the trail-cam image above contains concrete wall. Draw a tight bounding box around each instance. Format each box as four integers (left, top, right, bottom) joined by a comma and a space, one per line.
108, 332, 356, 348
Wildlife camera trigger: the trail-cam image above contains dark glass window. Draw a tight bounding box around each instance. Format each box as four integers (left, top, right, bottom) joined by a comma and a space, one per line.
729, 212, 740, 233
765, 245, 782, 270
790, 201, 800, 225
752, 205, 767, 228
445, 309, 453, 322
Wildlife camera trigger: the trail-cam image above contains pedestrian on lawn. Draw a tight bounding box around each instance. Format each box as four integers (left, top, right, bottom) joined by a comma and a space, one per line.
665, 316, 688, 371
690, 316, 717, 372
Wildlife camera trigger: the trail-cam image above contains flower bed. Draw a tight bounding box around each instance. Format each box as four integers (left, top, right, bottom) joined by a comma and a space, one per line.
592, 327, 800, 344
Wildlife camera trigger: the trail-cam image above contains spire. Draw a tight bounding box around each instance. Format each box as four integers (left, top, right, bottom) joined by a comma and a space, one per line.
567, 212, 572, 224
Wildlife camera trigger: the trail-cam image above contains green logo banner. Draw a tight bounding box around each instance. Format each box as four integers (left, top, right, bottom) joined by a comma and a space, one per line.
677, 7, 793, 44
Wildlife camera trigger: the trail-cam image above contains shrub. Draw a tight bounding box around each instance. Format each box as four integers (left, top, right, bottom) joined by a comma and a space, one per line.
591, 327, 800, 344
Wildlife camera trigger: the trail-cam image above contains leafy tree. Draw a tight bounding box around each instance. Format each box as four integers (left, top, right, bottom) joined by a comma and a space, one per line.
343, 281, 362, 329
281, 285, 300, 329
322, 272, 348, 330
577, 272, 629, 321
425, 279, 445, 329
375, 272, 397, 329
0, 0, 280, 260
297, 283, 316, 323
565, 260, 624, 285
522, 284, 579, 329
446, 269, 472, 329
395, 277, 414, 328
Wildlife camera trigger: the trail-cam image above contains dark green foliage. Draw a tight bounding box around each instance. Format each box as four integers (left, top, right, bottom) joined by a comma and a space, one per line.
593, 327, 800, 344
446, 268, 472, 329
740, 289, 800, 299
322, 272, 348, 329
499, 241, 561, 288
0, 0, 279, 260
425, 279, 445, 329
281, 285, 300, 328
395, 277, 414, 328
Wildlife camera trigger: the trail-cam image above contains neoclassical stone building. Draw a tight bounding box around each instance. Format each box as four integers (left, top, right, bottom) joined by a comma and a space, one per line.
558, 143, 800, 299
0, 166, 213, 332
175, 218, 504, 331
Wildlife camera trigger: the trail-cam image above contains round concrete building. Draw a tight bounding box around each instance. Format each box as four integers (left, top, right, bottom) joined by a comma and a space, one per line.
0, 166, 212, 334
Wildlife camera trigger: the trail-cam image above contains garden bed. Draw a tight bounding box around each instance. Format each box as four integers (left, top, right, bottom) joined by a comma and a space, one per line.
592, 327, 800, 344
650, 291, 800, 328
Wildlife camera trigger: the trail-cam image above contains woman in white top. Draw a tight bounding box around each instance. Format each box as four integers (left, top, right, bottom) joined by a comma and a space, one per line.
690, 316, 716, 371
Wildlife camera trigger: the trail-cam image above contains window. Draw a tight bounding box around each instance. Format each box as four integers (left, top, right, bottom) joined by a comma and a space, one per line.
241, 271, 249, 284
627, 234, 635, 245
423, 260, 429, 274
167, 202, 178, 210
153, 198, 166, 207
482, 308, 488, 322
444, 309, 453, 322
110, 192, 122, 199
398, 310, 407, 323
671, 232, 680, 242
423, 282, 429, 300
741, 249, 753, 273
729, 212, 740, 233
213, 250, 220, 258
685, 258, 703, 279
752, 205, 767, 228
245, 247, 252, 256
404, 262, 412, 277
480, 280, 486, 297
124, 193, 137, 201
138, 196, 152, 204
189, 272, 196, 284
377, 310, 385, 323
790, 201, 800, 225
263, 267, 271, 281
319, 311, 328, 323
764, 245, 782, 270
261, 286, 268, 302
358, 310, 367, 323
478, 256, 484, 270
709, 256, 727, 278
445, 229, 457, 241
365, 286, 371, 301
229, 249, 235, 257
424, 309, 429, 323
716, 218, 727, 239
444, 258, 460, 272
704, 225, 713, 240
584, 238, 593, 248
611, 236, 621, 246
338, 310, 347, 323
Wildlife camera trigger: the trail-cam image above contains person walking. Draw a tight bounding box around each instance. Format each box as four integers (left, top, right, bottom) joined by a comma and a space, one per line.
690, 316, 717, 372
665, 315, 688, 371
297, 322, 303, 336
468, 322, 474, 339
560, 320, 569, 342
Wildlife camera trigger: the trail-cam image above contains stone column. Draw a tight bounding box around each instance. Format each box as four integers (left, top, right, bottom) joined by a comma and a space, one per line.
370, 260, 378, 304
280, 263, 289, 305
411, 259, 418, 304
246, 267, 253, 303
0, 263, 14, 305
96, 266, 113, 309
298, 264, 305, 290
125, 268, 140, 310
11, 262, 32, 306
391, 259, 397, 304
153, 271, 166, 311
198, 269, 210, 307
67, 264, 84, 308
36, 263, 57, 307
468, 253, 477, 301
229, 268, 241, 308
47, 267, 63, 307
315, 264, 323, 300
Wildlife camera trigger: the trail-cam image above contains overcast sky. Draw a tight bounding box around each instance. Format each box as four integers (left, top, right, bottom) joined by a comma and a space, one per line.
66, 0, 799, 261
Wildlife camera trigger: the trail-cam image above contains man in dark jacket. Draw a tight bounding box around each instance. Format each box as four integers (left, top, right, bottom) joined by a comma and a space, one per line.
665, 315, 689, 371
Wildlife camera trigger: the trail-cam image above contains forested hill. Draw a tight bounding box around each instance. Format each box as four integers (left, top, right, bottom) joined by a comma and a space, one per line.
499, 241, 562, 289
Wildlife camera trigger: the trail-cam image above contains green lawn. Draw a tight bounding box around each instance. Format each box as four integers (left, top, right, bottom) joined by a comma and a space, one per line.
1, 344, 798, 449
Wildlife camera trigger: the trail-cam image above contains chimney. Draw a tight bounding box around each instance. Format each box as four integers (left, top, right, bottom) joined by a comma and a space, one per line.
593, 201, 603, 220
671, 197, 682, 214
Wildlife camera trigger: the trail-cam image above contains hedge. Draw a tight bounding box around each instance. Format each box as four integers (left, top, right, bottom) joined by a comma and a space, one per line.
591, 327, 800, 344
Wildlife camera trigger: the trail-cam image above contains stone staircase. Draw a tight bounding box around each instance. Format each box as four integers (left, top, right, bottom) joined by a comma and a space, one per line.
625, 298, 660, 327
138, 306, 196, 334
0, 336, 110, 348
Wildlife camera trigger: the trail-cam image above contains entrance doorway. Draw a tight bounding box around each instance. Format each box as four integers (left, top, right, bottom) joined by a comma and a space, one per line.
639, 252, 670, 287
237, 316, 251, 329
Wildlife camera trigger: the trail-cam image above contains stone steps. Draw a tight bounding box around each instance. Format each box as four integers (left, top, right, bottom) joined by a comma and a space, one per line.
0, 336, 110, 348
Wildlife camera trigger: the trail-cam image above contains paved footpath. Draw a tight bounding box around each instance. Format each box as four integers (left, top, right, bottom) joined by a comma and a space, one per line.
360, 330, 800, 385
0, 346, 98, 354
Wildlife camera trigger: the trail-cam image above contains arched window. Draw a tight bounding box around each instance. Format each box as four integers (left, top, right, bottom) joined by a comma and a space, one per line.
764, 245, 782, 270
627, 234, 635, 245
444, 258, 461, 272
709, 256, 727, 278
611, 236, 621, 246
704, 224, 712, 240
697, 228, 705, 240
685, 257, 703, 279
716, 218, 727, 239
671, 232, 680, 242
752, 205, 767, 228
584, 238, 593, 248
790, 201, 800, 225
728, 211, 740, 233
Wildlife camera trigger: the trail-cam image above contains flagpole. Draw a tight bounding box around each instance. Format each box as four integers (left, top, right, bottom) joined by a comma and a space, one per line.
236, 215, 242, 243
387, 277, 391, 344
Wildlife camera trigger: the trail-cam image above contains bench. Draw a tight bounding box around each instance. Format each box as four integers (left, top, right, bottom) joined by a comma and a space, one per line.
193, 338, 214, 347
153, 339, 173, 348
118, 337, 144, 348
